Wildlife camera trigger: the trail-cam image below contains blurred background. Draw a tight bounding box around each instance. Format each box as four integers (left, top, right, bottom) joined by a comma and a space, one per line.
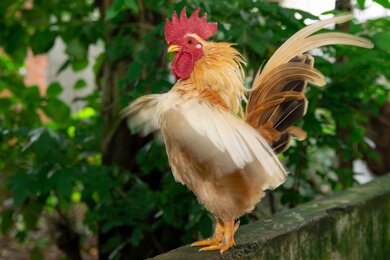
0, 0, 389, 259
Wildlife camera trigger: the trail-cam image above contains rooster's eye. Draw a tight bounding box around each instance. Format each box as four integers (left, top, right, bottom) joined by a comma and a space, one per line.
187, 39, 193, 44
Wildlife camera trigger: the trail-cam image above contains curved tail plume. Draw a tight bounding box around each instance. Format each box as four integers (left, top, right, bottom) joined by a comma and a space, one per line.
246, 14, 373, 153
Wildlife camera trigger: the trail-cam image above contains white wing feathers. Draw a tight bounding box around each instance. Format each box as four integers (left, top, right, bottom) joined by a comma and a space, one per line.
121, 94, 161, 136
167, 98, 253, 169
124, 92, 287, 190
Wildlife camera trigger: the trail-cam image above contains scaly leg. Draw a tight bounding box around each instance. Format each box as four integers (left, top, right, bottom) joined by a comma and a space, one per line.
191, 218, 224, 247
199, 218, 240, 254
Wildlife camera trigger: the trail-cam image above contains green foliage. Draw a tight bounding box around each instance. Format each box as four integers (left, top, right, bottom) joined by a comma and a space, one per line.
0, 0, 389, 258
357, 0, 390, 9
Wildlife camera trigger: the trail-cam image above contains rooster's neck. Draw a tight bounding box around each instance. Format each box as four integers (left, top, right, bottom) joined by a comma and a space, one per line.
172, 42, 246, 115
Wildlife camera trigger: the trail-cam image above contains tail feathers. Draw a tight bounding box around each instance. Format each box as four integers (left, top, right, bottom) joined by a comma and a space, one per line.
246, 15, 373, 154
271, 126, 307, 154
245, 54, 316, 154
273, 98, 306, 132
272, 132, 290, 154
246, 59, 325, 114
252, 14, 373, 90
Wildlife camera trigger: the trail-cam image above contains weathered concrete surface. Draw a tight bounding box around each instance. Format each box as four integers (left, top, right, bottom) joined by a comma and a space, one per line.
151, 175, 390, 260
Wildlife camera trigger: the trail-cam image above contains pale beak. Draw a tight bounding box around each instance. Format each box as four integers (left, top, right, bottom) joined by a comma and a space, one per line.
167, 44, 181, 53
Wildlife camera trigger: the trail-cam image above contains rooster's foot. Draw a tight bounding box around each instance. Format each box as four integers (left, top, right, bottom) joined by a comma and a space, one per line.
198, 239, 235, 254
191, 219, 224, 247
194, 218, 239, 254
191, 237, 222, 247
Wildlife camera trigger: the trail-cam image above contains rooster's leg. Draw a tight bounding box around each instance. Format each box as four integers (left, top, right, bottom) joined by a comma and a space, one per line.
191, 218, 224, 247
198, 218, 240, 254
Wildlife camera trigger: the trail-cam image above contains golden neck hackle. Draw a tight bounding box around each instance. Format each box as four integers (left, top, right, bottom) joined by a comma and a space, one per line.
172, 34, 247, 115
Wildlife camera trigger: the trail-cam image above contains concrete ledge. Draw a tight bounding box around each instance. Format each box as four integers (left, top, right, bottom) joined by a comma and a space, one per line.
152, 175, 390, 259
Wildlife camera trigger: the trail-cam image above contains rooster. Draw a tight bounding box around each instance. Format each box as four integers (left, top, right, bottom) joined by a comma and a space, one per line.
122, 7, 372, 253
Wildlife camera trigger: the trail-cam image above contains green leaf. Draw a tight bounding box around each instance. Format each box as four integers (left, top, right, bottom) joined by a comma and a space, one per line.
55, 170, 73, 198
57, 59, 71, 75
106, 35, 133, 62
93, 53, 105, 74
125, 0, 139, 13
3, 25, 28, 63
42, 98, 71, 123
9, 173, 31, 206
357, 0, 365, 9
23, 127, 63, 160
71, 191, 81, 202
372, 32, 390, 52
72, 59, 89, 71
127, 62, 141, 82
247, 31, 270, 55
105, 0, 124, 20
47, 82, 63, 97
66, 39, 87, 60
373, 0, 390, 8
74, 107, 96, 119
74, 79, 87, 89
31, 29, 56, 55
46, 194, 58, 207
248, 40, 267, 55
130, 228, 143, 246
23, 86, 40, 99
105, 6, 120, 21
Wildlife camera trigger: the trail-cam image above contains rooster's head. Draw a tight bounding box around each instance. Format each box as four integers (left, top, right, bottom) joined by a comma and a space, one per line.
164, 7, 218, 80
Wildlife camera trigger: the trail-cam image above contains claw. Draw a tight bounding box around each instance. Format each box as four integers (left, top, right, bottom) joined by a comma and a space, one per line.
191, 238, 221, 247
220, 240, 235, 254
193, 218, 239, 254
198, 239, 235, 253
234, 220, 240, 233
199, 244, 222, 252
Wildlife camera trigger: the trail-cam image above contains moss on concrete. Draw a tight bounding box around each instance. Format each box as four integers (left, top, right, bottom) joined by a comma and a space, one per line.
151, 175, 390, 260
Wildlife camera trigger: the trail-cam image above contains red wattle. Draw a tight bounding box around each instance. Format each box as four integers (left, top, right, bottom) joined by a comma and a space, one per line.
171, 52, 194, 80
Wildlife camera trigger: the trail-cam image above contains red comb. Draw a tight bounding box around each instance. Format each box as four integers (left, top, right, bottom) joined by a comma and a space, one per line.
164, 7, 218, 44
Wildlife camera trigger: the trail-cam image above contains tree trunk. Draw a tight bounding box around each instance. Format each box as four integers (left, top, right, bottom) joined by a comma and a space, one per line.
48, 214, 82, 260
335, 0, 354, 188
365, 100, 390, 176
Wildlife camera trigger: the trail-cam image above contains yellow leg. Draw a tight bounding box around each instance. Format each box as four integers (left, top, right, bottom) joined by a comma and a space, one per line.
198, 218, 240, 254
191, 218, 224, 247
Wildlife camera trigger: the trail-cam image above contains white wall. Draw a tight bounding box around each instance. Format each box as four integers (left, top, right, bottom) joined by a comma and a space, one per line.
282, 0, 335, 16
282, 0, 389, 21
47, 38, 103, 113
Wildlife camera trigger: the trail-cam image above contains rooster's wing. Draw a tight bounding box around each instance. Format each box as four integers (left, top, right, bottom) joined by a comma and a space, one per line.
123, 92, 287, 190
